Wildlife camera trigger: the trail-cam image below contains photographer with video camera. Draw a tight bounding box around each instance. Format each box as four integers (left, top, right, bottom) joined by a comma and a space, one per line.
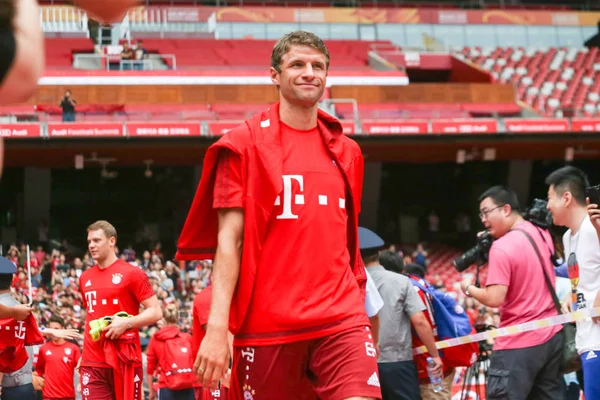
546, 166, 600, 400
459, 186, 564, 400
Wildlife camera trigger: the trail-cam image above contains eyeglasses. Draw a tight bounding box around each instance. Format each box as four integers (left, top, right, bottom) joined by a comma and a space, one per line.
479, 205, 504, 220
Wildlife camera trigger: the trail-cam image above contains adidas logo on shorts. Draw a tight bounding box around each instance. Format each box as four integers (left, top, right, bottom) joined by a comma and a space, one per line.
367, 372, 380, 387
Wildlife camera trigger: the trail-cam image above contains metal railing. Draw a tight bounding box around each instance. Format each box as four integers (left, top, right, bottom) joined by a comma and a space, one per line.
127, 8, 218, 38
40, 6, 88, 35
73, 54, 111, 70
73, 53, 177, 71
119, 55, 177, 71
320, 98, 362, 134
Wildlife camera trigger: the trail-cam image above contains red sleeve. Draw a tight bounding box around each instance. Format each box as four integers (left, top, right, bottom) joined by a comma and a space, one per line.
213, 150, 244, 209
130, 267, 155, 303
73, 344, 81, 364
352, 151, 364, 214
146, 338, 158, 375
196, 288, 211, 327
35, 347, 46, 376
80, 274, 88, 310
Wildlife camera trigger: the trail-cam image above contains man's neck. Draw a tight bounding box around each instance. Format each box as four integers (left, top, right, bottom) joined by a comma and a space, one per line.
0, 289, 10, 295
567, 207, 588, 235
97, 254, 118, 269
279, 100, 318, 131
508, 215, 525, 231
365, 261, 379, 268
52, 338, 65, 346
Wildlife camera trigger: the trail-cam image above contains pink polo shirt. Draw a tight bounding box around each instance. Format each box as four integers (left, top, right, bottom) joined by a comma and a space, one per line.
486, 220, 562, 351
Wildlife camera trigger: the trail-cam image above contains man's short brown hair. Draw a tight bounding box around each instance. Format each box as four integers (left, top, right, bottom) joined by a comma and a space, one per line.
87, 220, 117, 241
271, 30, 330, 73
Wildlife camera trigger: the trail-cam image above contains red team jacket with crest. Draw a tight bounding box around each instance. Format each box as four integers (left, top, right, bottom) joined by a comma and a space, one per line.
176, 102, 367, 337
0, 314, 44, 373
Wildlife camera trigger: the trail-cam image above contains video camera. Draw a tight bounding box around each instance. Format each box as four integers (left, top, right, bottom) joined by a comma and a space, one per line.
453, 199, 553, 272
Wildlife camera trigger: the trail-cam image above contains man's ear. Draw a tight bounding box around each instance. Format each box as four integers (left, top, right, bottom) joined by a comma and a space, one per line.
270, 67, 280, 87
563, 191, 574, 207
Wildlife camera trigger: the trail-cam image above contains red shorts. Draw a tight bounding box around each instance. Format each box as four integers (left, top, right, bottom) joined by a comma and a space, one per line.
80, 366, 143, 400
194, 386, 229, 400
230, 326, 381, 400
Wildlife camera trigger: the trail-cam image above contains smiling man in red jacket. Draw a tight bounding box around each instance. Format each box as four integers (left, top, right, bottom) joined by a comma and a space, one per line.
177, 31, 380, 400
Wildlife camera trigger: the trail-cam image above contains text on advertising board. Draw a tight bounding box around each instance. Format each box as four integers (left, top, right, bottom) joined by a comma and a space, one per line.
0, 124, 41, 138
48, 123, 123, 138
127, 122, 201, 137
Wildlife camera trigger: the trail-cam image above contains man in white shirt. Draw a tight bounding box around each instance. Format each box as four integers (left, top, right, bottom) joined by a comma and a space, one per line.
546, 166, 600, 400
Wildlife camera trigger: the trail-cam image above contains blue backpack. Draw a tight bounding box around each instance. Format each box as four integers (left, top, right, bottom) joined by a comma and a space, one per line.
409, 277, 478, 367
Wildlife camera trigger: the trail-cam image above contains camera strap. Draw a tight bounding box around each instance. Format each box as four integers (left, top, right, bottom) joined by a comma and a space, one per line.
512, 228, 562, 315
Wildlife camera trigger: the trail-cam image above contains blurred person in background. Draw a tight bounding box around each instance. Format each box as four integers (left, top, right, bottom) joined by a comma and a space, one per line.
360, 227, 442, 400
134, 40, 147, 70
404, 263, 455, 400
412, 244, 428, 269
33, 315, 80, 400
147, 304, 196, 400
59, 90, 76, 122
119, 42, 135, 70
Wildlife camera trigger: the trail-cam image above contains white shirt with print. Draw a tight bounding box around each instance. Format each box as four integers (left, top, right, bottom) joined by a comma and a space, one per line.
562, 215, 600, 354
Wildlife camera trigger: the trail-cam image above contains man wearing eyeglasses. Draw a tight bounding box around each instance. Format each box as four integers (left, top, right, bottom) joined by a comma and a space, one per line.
460, 185, 564, 400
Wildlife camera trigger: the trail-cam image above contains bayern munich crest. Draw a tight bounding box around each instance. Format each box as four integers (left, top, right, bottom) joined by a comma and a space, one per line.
243, 384, 255, 400
112, 273, 123, 285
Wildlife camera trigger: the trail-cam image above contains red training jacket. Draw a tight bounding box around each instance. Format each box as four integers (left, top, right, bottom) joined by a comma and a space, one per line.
0, 314, 44, 373
103, 330, 143, 400
176, 102, 366, 335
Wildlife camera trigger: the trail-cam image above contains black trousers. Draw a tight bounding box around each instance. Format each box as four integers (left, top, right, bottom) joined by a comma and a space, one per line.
487, 330, 565, 400
378, 360, 421, 400
2, 383, 35, 400
158, 388, 194, 400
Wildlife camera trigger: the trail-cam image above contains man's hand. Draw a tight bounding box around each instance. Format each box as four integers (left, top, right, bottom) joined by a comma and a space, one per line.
149, 390, 156, 400
460, 278, 474, 295
194, 326, 230, 390
10, 304, 32, 321
222, 368, 231, 388
561, 296, 573, 314
32, 373, 44, 391
593, 296, 600, 325
103, 316, 131, 340
430, 356, 443, 376
44, 328, 82, 341
587, 200, 600, 237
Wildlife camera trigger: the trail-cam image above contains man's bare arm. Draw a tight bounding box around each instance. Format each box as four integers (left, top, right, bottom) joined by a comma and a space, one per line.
208, 208, 244, 331
104, 295, 162, 340
194, 207, 244, 389
0, 303, 31, 320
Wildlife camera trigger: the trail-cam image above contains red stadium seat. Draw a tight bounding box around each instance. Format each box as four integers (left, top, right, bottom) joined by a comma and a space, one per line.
458, 46, 600, 117
139, 39, 392, 70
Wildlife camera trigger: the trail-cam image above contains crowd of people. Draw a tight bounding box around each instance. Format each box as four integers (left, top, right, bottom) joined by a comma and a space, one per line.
5, 242, 212, 341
